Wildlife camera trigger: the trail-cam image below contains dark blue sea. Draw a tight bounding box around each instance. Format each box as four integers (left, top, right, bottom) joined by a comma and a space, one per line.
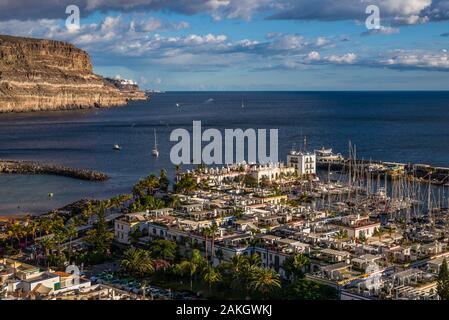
1, 91, 449, 215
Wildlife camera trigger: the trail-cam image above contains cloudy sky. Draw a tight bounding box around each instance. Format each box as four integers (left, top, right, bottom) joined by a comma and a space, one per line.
2, 0, 449, 90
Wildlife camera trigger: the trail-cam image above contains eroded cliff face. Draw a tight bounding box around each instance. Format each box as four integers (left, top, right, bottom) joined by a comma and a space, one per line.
0, 35, 146, 113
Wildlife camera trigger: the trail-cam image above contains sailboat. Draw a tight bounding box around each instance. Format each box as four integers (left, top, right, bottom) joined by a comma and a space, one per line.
241, 98, 245, 108
113, 144, 122, 151
151, 129, 159, 157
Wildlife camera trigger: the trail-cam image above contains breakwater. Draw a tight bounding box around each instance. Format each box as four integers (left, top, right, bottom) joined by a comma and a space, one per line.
0, 160, 109, 181
318, 160, 449, 185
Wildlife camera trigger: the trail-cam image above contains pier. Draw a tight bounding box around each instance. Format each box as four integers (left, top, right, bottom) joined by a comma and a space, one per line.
0, 160, 110, 181
317, 159, 449, 186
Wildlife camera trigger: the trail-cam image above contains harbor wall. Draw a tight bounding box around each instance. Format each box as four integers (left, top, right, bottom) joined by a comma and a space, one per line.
0, 160, 109, 181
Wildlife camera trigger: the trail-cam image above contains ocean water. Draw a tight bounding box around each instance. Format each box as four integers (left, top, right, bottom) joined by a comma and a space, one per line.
1, 91, 449, 215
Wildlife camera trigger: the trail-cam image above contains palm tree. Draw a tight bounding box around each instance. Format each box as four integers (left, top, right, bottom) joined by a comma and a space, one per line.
85, 205, 114, 255
65, 224, 78, 260
202, 227, 212, 262
202, 266, 222, 293
174, 249, 205, 290
209, 224, 219, 264
230, 254, 249, 273
249, 268, 281, 296
7, 222, 24, 249
147, 196, 165, 210
159, 169, 169, 192
221, 254, 251, 292
373, 228, 384, 241
283, 254, 309, 280
120, 247, 154, 277
28, 220, 39, 241
438, 258, 449, 300
39, 237, 56, 263
247, 253, 262, 268
167, 195, 180, 209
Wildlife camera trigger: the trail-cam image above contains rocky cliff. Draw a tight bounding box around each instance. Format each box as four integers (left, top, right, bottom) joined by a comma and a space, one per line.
0, 35, 146, 113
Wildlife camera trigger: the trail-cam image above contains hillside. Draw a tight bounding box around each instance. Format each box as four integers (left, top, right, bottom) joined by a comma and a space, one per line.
0, 35, 146, 113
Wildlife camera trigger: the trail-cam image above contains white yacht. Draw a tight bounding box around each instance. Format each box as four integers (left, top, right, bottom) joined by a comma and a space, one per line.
314, 147, 344, 163
113, 144, 121, 151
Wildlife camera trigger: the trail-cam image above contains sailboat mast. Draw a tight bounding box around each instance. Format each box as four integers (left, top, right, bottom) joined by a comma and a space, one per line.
154, 129, 158, 148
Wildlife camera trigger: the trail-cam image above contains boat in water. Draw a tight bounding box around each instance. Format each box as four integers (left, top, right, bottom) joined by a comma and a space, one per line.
113, 144, 122, 151
314, 147, 344, 164
152, 129, 159, 157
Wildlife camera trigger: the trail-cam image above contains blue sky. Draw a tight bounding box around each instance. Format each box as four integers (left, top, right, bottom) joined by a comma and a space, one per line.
1, 0, 449, 90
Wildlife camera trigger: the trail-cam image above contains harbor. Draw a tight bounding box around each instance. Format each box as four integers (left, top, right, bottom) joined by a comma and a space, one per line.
1, 144, 449, 301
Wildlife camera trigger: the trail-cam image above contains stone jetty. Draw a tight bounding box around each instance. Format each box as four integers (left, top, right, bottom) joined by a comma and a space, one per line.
0, 160, 109, 181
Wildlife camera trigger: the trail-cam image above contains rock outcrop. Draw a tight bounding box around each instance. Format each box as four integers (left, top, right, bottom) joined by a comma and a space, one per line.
0, 35, 146, 113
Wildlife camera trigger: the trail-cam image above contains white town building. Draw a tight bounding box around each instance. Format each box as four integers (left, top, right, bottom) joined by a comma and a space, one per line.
287, 150, 316, 176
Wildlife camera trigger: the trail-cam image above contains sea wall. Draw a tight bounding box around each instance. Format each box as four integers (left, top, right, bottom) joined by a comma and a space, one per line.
0, 160, 109, 181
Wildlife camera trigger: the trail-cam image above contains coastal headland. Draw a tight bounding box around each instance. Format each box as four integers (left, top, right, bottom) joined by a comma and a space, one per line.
0, 35, 146, 113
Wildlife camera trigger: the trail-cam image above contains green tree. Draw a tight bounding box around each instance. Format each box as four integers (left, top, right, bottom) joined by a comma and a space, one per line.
283, 254, 309, 281
159, 169, 170, 192
174, 174, 198, 193
437, 258, 449, 300
203, 266, 222, 293
249, 268, 281, 296
39, 236, 55, 258
6, 222, 24, 249
121, 247, 154, 277
209, 224, 219, 263
280, 279, 338, 300
65, 223, 78, 261
167, 195, 180, 209
174, 249, 206, 290
221, 254, 260, 294
146, 196, 165, 210
133, 175, 160, 198
149, 239, 177, 261
243, 174, 258, 188
85, 206, 113, 255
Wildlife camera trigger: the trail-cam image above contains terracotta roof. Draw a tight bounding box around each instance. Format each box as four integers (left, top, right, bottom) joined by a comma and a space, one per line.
53, 271, 71, 277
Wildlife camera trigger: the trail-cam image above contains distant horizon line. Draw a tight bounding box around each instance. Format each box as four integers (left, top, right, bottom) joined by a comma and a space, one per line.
146, 90, 449, 93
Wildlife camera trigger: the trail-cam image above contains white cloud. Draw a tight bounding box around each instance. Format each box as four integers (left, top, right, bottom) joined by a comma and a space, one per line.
379, 50, 449, 70
306, 51, 321, 61
325, 53, 357, 64
361, 26, 400, 36
316, 37, 330, 46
